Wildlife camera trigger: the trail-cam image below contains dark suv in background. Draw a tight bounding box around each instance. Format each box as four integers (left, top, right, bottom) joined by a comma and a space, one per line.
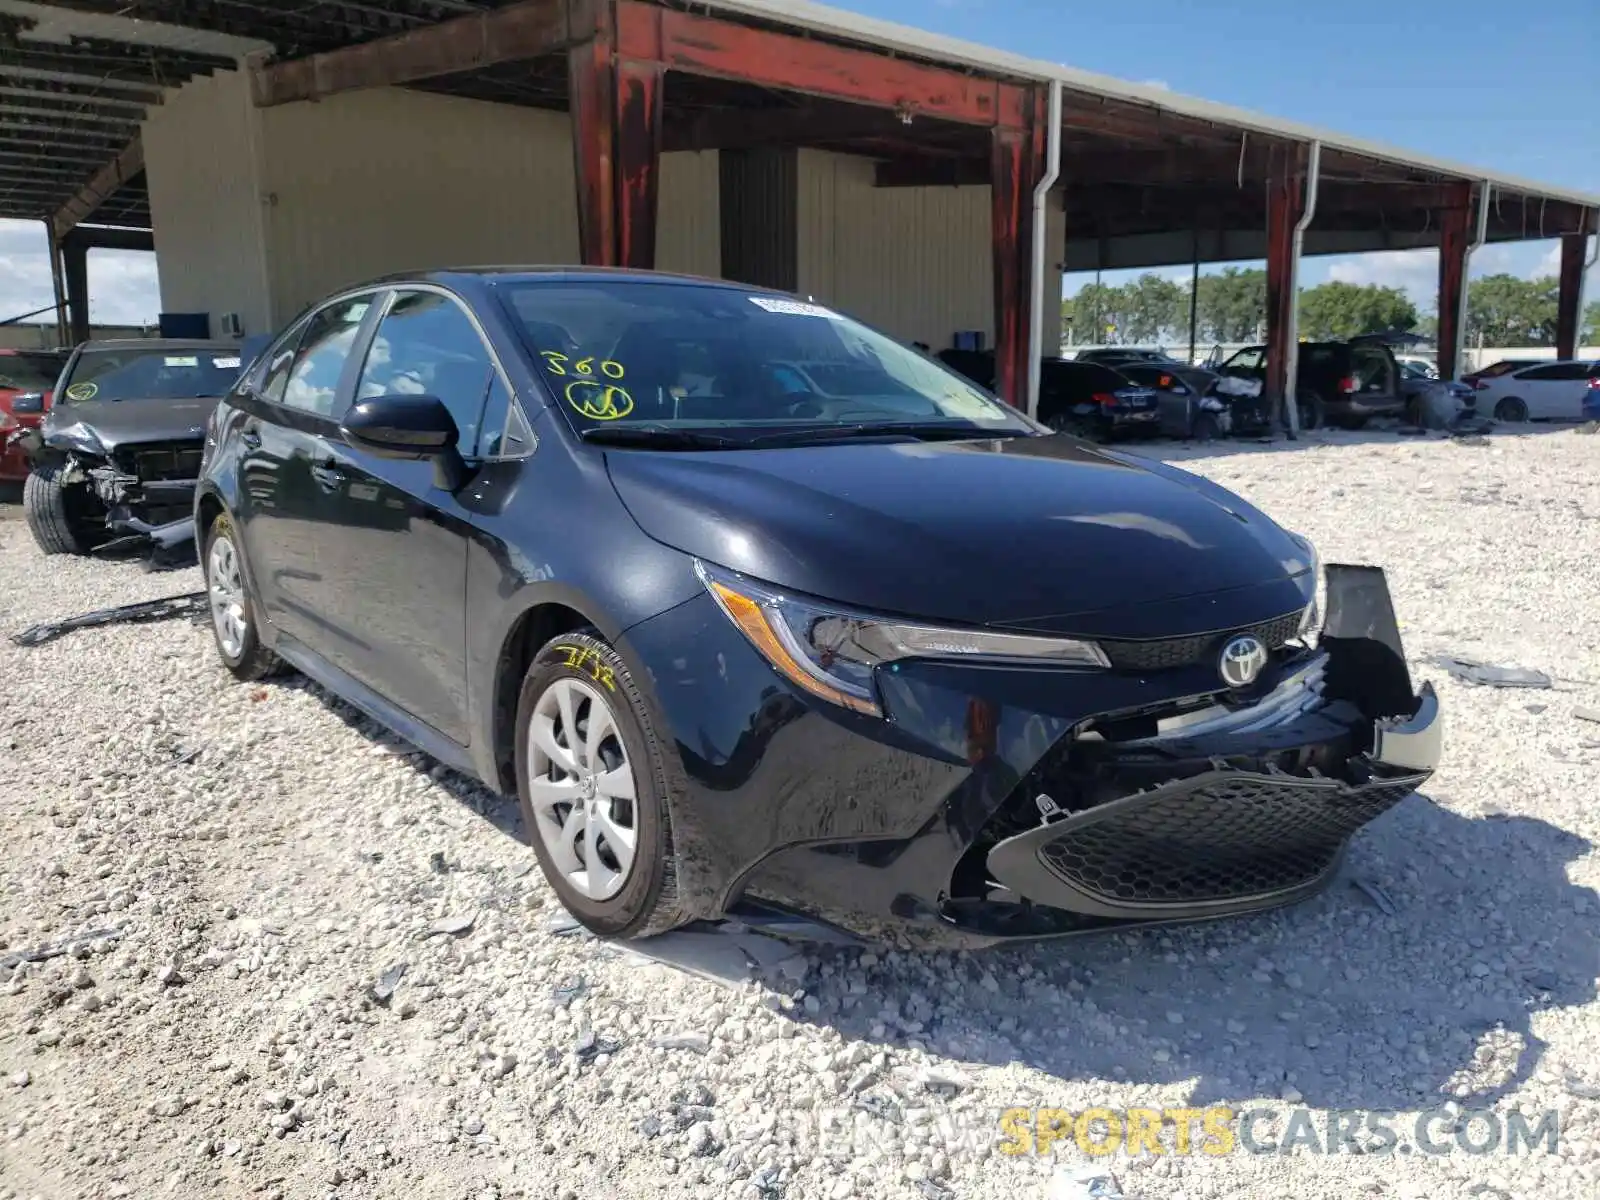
1214, 338, 1404, 429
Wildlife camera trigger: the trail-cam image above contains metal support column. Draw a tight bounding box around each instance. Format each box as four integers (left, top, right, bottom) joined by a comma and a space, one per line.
61, 236, 89, 347
1436, 181, 1487, 383
991, 89, 1046, 409
571, 3, 665, 271
43, 219, 67, 346
1556, 225, 1593, 361
1263, 145, 1309, 434
1187, 229, 1200, 365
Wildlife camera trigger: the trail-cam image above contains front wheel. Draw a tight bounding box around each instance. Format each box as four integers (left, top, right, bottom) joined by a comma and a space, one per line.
515, 631, 689, 939
1191, 410, 1222, 443
1494, 396, 1529, 423
23, 465, 103, 555
202, 513, 284, 681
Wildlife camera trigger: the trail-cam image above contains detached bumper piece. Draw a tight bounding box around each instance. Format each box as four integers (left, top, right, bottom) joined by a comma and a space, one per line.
978, 564, 1442, 929
987, 762, 1428, 921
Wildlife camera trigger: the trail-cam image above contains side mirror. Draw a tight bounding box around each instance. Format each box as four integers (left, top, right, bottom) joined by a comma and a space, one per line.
12, 392, 45, 415
341, 393, 469, 491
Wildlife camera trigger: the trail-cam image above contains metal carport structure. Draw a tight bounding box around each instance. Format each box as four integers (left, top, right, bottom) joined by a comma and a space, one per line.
2, 0, 1596, 423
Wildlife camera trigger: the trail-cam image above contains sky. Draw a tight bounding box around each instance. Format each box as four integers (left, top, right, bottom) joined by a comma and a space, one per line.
1, 0, 1595, 327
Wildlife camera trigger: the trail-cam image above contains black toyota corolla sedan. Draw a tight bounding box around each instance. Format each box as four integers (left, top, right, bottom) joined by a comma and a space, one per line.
195, 268, 1442, 946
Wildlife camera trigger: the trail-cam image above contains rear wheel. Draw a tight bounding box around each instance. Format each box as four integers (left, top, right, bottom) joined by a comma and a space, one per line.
1294, 389, 1325, 431
515, 631, 689, 939
202, 512, 284, 681
1494, 396, 1529, 423
22, 465, 102, 556
1191, 410, 1222, 442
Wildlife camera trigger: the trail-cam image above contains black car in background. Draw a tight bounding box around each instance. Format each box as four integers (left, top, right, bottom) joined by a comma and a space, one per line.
195, 268, 1441, 946
18, 339, 244, 555
1214, 338, 1405, 429
1113, 361, 1230, 440
1036, 358, 1161, 439
1072, 346, 1220, 398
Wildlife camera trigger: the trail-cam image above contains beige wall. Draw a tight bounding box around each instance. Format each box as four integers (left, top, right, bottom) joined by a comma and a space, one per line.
796, 148, 1065, 351
141, 69, 273, 337
144, 78, 721, 332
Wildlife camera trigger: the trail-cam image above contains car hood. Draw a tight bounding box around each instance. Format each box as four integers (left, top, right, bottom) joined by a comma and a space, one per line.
42, 395, 219, 453
604, 433, 1316, 639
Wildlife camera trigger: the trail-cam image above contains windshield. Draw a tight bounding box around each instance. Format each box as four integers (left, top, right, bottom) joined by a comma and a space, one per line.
0, 352, 65, 394
499, 281, 1034, 441
57, 346, 243, 403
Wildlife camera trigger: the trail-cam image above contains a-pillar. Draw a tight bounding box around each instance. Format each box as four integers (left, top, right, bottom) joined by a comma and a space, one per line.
61, 235, 90, 347
1435, 182, 1475, 383
990, 89, 1047, 408
1555, 219, 1593, 361
1263, 147, 1309, 430
570, 2, 665, 268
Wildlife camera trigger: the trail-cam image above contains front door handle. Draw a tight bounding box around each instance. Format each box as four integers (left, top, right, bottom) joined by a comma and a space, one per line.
310, 458, 345, 491
239, 424, 261, 450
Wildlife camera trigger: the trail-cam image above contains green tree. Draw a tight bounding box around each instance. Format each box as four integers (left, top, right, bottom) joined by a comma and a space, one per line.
1582, 298, 1600, 344
1298, 282, 1419, 340
1064, 282, 1124, 344
1465, 274, 1560, 345
1124, 273, 1185, 343
1194, 268, 1267, 343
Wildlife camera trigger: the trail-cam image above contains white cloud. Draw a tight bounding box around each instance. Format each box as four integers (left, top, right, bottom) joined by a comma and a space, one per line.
1322, 248, 1438, 305
0, 217, 160, 331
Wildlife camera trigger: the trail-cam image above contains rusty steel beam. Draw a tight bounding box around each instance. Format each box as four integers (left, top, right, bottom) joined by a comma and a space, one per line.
568, 13, 617, 267
1262, 148, 1309, 428
251, 0, 588, 107
989, 89, 1047, 408
665, 102, 967, 155
50, 136, 144, 242
616, 0, 1026, 128
1555, 222, 1592, 362
1435, 181, 1474, 383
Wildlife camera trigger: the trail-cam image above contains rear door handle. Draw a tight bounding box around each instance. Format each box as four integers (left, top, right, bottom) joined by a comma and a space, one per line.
311, 458, 345, 491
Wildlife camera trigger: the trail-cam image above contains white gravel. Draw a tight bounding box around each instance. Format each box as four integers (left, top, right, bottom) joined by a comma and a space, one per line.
2, 426, 1599, 1200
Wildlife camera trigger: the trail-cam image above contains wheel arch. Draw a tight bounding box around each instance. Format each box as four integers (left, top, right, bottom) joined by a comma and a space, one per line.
488, 598, 602, 795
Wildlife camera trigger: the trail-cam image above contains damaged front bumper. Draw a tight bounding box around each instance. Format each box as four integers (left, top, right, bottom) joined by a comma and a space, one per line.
623, 563, 1442, 946
16, 430, 198, 557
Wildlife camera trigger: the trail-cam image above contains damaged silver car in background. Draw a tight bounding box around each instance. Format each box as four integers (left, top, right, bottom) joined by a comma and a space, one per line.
10, 340, 244, 562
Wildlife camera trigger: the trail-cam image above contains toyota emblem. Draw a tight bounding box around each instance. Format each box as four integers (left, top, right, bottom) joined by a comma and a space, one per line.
1218, 635, 1268, 688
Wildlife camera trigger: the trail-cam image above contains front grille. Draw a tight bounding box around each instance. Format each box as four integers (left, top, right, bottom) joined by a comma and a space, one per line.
1035, 768, 1424, 912
1099, 609, 1304, 672
119, 442, 203, 481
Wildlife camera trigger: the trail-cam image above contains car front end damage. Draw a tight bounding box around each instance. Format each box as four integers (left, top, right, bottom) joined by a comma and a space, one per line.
15, 423, 202, 556
622, 562, 1441, 947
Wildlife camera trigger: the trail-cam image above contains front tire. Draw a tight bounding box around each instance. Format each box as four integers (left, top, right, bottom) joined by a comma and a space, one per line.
202, 512, 283, 681
1494, 396, 1529, 423
515, 631, 689, 939
23, 465, 102, 556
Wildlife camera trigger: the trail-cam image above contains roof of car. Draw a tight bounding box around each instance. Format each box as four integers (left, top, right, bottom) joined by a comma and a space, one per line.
75, 338, 239, 352
354, 265, 787, 294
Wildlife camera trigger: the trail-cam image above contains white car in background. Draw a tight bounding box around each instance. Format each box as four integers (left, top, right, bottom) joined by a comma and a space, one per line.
1473, 359, 1600, 422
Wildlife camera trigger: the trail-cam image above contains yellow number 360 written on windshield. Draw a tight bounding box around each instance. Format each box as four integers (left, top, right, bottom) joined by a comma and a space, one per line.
540, 352, 633, 421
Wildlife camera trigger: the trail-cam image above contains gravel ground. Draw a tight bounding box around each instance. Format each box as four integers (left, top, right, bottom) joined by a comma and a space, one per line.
1, 426, 1598, 1200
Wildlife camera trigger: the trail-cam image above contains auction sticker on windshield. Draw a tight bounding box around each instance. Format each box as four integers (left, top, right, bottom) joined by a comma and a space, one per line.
164, 356, 199, 367
748, 297, 841, 319
213, 356, 241, 369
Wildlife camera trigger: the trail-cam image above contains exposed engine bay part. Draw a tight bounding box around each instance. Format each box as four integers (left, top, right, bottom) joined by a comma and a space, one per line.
969, 563, 1441, 933
10, 591, 208, 649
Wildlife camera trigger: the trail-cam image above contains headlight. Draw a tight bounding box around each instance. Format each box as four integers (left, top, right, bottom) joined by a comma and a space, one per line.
695, 561, 1110, 716
1290, 534, 1324, 638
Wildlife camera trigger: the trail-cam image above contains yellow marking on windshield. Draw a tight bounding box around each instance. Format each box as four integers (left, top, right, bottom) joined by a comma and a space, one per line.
565, 379, 634, 421
65, 382, 98, 401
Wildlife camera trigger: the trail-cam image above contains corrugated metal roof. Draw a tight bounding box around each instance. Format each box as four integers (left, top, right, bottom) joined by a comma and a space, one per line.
705, 0, 1600, 211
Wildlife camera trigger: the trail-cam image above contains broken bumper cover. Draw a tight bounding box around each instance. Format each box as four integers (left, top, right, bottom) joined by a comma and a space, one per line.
621, 563, 1442, 944
984, 659, 1440, 922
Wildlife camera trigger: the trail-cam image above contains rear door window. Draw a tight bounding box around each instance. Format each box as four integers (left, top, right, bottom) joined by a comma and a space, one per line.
1517, 362, 1591, 381
281, 296, 375, 417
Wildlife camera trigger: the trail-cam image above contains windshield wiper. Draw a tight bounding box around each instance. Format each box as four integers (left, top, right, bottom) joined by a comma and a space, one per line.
747, 421, 1026, 447
579, 425, 742, 450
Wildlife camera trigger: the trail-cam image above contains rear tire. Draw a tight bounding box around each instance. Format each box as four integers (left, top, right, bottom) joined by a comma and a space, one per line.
1191, 411, 1222, 443
202, 512, 284, 681
23, 465, 101, 556
1294, 389, 1325, 431
515, 631, 690, 940
1494, 396, 1529, 423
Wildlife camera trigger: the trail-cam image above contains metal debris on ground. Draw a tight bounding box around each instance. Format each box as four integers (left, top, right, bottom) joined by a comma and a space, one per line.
10, 592, 208, 648
544, 913, 590, 938
1429, 655, 1552, 689
551, 976, 587, 1009
0, 929, 121, 971
173, 745, 202, 765
1047, 1163, 1136, 1199
1351, 876, 1399, 915
424, 912, 477, 938
573, 1029, 622, 1063
370, 963, 407, 1005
